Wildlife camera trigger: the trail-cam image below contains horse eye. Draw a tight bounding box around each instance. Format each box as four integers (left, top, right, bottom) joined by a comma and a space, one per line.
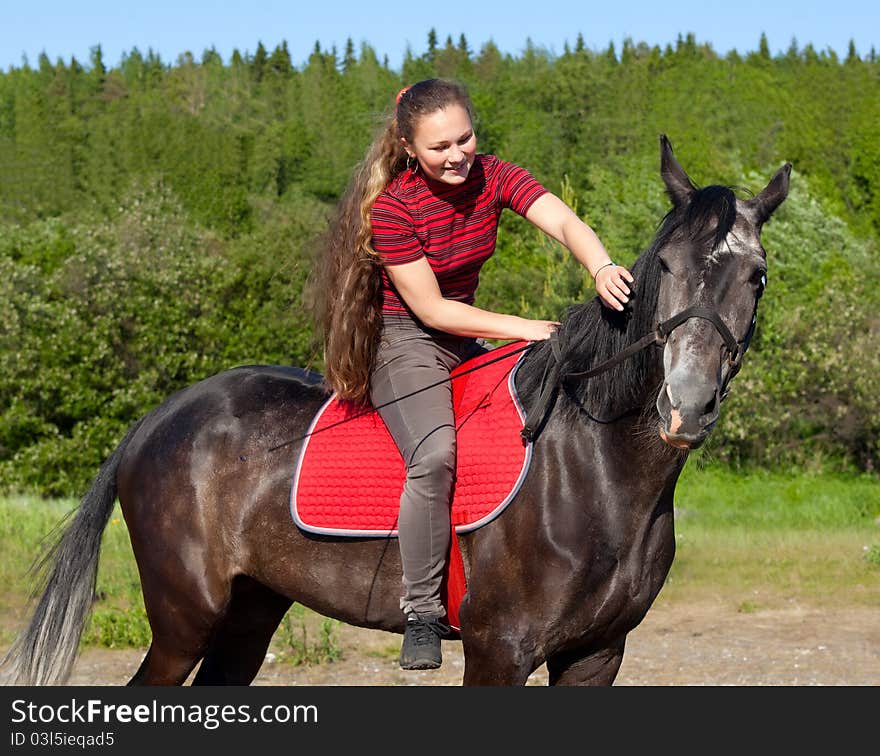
658, 257, 671, 273
752, 269, 767, 296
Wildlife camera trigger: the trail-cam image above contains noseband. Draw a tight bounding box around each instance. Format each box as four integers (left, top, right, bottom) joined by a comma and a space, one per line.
520, 304, 757, 442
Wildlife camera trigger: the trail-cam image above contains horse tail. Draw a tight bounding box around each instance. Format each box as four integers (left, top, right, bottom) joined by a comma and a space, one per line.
0, 417, 146, 686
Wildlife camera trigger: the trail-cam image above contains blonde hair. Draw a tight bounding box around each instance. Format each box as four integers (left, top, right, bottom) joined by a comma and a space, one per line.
310, 79, 473, 403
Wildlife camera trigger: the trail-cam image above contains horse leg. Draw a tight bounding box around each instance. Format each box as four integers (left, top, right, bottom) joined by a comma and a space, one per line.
126, 554, 235, 685
127, 645, 197, 686
461, 647, 536, 685
191, 576, 292, 685
460, 629, 537, 685
545, 638, 626, 686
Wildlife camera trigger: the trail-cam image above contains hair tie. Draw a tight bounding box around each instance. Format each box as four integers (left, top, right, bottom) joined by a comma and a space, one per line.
395, 86, 410, 105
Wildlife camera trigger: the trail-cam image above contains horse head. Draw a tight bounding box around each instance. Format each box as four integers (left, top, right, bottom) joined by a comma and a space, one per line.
654, 135, 791, 448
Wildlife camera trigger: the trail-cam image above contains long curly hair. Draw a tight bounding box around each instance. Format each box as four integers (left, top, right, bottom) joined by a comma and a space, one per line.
309, 78, 474, 403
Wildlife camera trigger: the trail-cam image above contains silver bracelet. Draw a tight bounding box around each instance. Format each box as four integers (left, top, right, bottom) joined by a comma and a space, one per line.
593, 261, 615, 280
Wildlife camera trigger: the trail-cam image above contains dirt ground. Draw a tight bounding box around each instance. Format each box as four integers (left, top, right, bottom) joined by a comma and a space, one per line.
59, 601, 879, 686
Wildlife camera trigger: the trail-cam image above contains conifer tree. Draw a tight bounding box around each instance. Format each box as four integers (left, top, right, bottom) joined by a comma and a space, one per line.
427, 28, 438, 63
845, 39, 859, 64
343, 38, 356, 70
252, 41, 268, 83
268, 41, 293, 77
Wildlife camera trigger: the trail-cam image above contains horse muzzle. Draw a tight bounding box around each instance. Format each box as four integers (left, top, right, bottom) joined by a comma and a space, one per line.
656, 380, 719, 449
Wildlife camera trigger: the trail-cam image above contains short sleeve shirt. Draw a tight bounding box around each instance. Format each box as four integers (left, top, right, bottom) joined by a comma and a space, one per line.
370, 154, 547, 315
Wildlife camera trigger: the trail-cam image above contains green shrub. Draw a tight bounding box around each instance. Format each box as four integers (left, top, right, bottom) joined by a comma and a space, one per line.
707, 172, 880, 472
82, 606, 153, 649
0, 179, 325, 496
276, 609, 343, 666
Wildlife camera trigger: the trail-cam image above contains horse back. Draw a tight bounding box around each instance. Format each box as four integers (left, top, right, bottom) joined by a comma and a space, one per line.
116, 364, 329, 541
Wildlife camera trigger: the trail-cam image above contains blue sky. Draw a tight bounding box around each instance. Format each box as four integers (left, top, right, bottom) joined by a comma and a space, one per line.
2, 0, 877, 71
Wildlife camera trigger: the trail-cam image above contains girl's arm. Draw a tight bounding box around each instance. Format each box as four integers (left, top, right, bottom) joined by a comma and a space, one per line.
383, 259, 559, 341
525, 193, 633, 312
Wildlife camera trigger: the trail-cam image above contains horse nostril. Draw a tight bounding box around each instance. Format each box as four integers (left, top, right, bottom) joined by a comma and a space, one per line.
701, 392, 718, 417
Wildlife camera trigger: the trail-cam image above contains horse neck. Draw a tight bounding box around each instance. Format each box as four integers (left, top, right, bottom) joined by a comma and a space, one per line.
514, 241, 667, 432
556, 302, 665, 423
551, 320, 686, 508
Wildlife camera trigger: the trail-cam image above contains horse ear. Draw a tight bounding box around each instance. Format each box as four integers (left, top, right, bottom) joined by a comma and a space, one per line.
660, 134, 696, 207
748, 163, 792, 225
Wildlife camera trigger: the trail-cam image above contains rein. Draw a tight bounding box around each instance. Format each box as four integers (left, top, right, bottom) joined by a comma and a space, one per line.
260, 305, 753, 459
519, 305, 749, 441
262, 342, 535, 456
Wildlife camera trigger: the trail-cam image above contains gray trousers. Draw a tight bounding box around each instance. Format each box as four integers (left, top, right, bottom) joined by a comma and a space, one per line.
369, 317, 488, 618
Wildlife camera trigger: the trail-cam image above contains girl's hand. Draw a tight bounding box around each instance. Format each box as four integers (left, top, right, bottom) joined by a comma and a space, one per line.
520, 319, 561, 342
595, 264, 634, 311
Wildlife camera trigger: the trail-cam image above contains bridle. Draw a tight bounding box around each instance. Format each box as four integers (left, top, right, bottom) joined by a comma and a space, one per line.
519, 303, 758, 441
260, 302, 759, 458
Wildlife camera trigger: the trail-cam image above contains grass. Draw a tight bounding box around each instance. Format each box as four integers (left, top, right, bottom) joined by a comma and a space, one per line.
660, 465, 880, 609
275, 607, 343, 665
1, 466, 877, 654
0, 496, 345, 661
674, 464, 879, 529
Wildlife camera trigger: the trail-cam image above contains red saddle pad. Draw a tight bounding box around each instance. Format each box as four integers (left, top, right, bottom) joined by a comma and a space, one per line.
290, 340, 532, 537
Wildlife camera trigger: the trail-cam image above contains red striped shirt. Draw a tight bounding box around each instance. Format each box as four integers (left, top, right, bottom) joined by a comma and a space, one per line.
370, 154, 547, 316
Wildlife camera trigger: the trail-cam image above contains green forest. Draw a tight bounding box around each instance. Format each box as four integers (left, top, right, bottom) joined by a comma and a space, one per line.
1, 31, 878, 496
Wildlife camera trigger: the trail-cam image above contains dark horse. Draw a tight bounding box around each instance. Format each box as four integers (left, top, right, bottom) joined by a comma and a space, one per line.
2, 136, 790, 686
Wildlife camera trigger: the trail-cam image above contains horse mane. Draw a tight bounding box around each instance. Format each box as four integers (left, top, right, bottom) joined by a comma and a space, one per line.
517, 184, 738, 424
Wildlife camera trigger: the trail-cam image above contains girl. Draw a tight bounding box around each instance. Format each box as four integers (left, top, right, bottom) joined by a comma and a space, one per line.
313, 78, 632, 670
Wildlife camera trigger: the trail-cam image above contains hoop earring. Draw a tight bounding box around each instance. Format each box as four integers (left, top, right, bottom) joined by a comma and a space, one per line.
406, 155, 417, 174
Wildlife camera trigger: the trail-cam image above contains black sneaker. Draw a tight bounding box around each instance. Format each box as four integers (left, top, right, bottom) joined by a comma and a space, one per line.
399, 613, 451, 670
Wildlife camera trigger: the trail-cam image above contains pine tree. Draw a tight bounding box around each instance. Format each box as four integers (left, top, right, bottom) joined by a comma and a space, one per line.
427, 28, 438, 63
89, 44, 106, 92
343, 38, 356, 70
845, 39, 859, 64
268, 41, 293, 77
202, 47, 223, 67
252, 41, 268, 83
605, 41, 617, 64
